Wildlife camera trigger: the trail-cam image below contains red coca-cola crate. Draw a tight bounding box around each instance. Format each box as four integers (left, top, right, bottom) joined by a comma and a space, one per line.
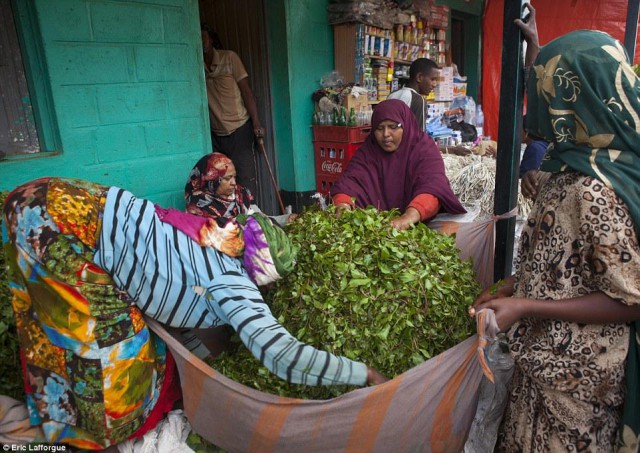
316, 172, 341, 195
311, 126, 371, 143
313, 141, 362, 195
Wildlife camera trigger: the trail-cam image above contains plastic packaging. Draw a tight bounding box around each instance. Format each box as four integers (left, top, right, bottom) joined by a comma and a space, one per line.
451, 96, 476, 126
463, 335, 514, 453
320, 70, 345, 88
476, 105, 485, 138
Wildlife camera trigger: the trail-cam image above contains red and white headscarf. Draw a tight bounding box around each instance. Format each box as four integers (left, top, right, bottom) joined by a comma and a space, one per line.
185, 152, 254, 219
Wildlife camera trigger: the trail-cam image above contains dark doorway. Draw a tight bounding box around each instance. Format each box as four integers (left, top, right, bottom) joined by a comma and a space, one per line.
198, 0, 278, 214
451, 16, 465, 76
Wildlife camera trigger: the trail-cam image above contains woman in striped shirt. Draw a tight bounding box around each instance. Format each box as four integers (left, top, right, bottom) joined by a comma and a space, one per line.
2, 177, 386, 449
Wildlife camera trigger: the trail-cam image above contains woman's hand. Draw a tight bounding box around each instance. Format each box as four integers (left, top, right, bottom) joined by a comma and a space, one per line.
514, 3, 540, 67
366, 367, 390, 386
390, 207, 421, 230
335, 203, 352, 217
390, 215, 413, 231
470, 276, 515, 309
470, 276, 525, 334
521, 170, 540, 200
470, 297, 529, 333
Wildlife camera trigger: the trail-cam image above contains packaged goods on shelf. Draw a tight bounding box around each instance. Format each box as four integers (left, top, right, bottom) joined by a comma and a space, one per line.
333, 13, 450, 85
453, 74, 468, 98
427, 101, 449, 120
435, 66, 454, 101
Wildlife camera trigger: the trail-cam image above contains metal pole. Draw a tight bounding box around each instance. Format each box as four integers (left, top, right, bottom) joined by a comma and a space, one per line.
493, 0, 526, 282
624, 0, 640, 59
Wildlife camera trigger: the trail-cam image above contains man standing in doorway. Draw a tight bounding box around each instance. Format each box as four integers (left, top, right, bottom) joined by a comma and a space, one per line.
201, 25, 264, 198
387, 58, 439, 131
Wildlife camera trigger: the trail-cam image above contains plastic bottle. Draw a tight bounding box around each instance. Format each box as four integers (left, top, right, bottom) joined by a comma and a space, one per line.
476, 104, 484, 138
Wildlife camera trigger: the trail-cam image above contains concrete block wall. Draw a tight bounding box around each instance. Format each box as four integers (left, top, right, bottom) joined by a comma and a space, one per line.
0, 0, 210, 208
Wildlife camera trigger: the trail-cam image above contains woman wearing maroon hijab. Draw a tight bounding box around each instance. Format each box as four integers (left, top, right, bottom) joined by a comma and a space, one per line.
332, 99, 465, 230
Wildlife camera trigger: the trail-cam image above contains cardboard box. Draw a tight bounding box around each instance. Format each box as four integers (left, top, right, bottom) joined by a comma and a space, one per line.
343, 92, 369, 112
453, 82, 467, 97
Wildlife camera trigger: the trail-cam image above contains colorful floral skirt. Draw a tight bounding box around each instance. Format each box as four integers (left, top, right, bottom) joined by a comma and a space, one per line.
2, 178, 179, 449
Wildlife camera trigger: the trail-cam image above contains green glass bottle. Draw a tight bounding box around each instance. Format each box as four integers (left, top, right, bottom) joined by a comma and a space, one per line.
348, 107, 357, 127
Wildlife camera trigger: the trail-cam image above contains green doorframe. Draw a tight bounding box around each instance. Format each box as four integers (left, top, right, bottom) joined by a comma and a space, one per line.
265, 0, 335, 210
10, 0, 62, 154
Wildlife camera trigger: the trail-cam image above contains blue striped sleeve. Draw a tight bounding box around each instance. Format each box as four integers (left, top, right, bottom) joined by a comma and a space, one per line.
95, 187, 368, 387
206, 271, 368, 386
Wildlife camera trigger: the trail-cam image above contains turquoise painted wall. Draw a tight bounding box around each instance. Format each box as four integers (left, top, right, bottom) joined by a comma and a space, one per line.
267, 0, 334, 193
0, 0, 210, 208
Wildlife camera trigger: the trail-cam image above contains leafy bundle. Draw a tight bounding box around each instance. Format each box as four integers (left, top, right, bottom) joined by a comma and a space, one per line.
0, 192, 25, 400
212, 207, 480, 399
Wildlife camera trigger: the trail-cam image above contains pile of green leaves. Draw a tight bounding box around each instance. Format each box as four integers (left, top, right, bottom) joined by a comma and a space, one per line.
0, 191, 25, 401
212, 206, 480, 399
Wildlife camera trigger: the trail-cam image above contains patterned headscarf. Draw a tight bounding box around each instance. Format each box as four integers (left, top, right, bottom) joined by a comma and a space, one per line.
527, 30, 640, 233
185, 152, 253, 219
527, 30, 640, 448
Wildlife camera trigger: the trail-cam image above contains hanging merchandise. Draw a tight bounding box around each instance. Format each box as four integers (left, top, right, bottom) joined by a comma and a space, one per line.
326, 1, 405, 30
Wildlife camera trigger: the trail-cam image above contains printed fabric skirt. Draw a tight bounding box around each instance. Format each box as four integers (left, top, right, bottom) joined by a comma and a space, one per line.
1, 178, 181, 450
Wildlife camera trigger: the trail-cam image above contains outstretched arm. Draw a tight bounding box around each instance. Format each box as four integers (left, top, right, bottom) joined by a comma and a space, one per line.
206, 269, 388, 386
471, 291, 640, 333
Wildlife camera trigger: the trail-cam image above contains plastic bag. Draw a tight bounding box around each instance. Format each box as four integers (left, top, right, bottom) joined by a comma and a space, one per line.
451, 96, 477, 126
463, 336, 514, 453
320, 70, 345, 88
117, 410, 193, 453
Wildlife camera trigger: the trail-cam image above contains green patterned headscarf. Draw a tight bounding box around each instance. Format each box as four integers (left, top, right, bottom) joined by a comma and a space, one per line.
526, 30, 640, 451
527, 30, 640, 233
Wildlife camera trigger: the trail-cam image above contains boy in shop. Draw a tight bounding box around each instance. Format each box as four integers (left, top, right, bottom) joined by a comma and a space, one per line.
387, 58, 439, 131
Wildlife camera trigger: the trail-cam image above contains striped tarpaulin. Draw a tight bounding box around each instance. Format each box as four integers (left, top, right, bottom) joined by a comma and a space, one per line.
147, 318, 486, 453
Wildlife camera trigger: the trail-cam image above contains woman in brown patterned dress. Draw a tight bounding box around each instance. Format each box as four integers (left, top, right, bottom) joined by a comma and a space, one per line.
471, 30, 640, 452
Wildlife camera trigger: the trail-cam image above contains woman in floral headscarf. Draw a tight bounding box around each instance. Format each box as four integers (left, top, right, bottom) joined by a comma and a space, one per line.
471, 30, 640, 451
181, 153, 295, 358
185, 152, 253, 219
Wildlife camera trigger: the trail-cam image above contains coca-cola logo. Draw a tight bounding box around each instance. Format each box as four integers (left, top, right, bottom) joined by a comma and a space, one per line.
321, 160, 343, 174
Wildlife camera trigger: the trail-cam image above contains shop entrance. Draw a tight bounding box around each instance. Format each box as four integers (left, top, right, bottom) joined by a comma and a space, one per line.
450, 9, 481, 101
198, 0, 279, 214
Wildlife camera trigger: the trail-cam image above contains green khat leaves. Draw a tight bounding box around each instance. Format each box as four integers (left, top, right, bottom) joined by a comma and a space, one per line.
212, 206, 481, 399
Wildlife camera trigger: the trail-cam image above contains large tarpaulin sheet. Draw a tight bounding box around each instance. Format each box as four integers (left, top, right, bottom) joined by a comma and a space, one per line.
148, 318, 484, 453
144, 217, 505, 452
